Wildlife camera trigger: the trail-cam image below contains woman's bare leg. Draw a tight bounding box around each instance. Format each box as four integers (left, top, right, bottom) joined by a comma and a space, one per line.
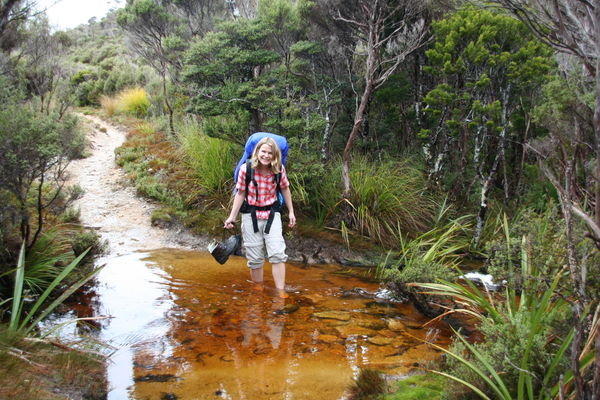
250, 267, 264, 284
271, 262, 286, 293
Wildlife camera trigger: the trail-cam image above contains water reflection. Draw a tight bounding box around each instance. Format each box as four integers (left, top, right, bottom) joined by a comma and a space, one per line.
80, 249, 449, 399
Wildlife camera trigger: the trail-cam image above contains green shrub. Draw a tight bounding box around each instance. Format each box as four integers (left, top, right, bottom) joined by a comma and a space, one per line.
60, 207, 81, 223
115, 146, 144, 166
518, 164, 558, 211
71, 230, 104, 257
135, 176, 183, 208
66, 184, 85, 202
415, 230, 578, 399
484, 205, 568, 287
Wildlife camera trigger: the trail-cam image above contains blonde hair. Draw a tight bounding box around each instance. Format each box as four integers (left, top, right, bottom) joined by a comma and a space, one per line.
251, 137, 282, 173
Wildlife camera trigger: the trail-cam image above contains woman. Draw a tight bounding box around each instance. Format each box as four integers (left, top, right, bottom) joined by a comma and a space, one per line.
224, 137, 296, 296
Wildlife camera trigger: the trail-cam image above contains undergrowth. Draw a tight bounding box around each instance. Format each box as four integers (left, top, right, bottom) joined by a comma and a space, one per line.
0, 328, 106, 399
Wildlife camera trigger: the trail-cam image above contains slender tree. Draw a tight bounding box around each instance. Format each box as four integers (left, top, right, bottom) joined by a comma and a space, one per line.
0, 0, 29, 43
117, 0, 183, 135
488, 0, 600, 246
334, 0, 429, 198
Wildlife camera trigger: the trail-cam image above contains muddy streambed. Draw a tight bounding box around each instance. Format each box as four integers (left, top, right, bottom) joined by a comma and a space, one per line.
55, 115, 451, 399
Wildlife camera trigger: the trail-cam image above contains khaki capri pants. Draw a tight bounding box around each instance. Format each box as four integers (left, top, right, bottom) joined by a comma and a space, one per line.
241, 213, 288, 269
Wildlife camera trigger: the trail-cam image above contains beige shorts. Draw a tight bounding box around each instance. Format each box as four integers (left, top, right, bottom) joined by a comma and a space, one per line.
241, 212, 288, 269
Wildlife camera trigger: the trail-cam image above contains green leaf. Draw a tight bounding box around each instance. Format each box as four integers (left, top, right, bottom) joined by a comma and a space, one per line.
9, 243, 26, 331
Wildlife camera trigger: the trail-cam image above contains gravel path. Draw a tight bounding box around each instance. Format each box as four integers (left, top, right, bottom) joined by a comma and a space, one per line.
66, 114, 206, 256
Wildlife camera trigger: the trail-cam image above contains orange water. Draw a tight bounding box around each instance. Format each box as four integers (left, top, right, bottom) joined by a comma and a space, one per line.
69, 249, 450, 399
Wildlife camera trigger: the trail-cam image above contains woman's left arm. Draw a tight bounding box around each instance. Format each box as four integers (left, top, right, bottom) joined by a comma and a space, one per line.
281, 186, 296, 227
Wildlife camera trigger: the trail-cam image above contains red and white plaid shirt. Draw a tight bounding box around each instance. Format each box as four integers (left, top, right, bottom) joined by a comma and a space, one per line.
236, 164, 290, 219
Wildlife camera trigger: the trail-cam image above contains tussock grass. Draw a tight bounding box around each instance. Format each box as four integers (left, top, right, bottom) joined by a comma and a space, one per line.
316, 156, 436, 247
117, 88, 150, 117
99, 95, 118, 117
100, 88, 150, 118
347, 368, 388, 399
177, 117, 235, 198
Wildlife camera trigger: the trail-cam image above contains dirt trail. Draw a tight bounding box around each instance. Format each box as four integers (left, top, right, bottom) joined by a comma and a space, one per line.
66, 114, 205, 256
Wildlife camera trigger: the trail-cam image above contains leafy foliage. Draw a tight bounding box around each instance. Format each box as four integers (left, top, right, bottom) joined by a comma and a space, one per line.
414, 219, 592, 399
420, 7, 555, 232
7, 243, 102, 337
0, 91, 86, 249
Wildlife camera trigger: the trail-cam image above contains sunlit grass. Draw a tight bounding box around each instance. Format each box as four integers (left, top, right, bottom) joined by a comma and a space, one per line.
117, 88, 150, 117
100, 88, 150, 118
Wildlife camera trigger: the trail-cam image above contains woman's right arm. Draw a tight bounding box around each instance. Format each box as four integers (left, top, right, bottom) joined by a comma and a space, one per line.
224, 190, 245, 229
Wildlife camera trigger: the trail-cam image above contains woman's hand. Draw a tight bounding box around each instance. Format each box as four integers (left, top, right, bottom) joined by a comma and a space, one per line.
288, 212, 296, 228
224, 217, 236, 229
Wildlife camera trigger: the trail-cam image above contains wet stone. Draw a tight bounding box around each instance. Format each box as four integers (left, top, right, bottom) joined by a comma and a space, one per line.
313, 311, 351, 321
367, 336, 394, 346
335, 325, 376, 338
316, 334, 343, 344
134, 374, 179, 383
274, 303, 299, 315
386, 318, 406, 331
356, 318, 386, 331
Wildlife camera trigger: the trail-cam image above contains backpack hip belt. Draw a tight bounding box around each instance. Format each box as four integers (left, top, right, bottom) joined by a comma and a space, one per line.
240, 202, 281, 234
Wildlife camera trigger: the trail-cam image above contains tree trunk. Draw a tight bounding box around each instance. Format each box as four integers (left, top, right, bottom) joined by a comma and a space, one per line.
342, 79, 374, 198
162, 72, 175, 136
321, 103, 332, 162
594, 62, 600, 230
473, 127, 503, 246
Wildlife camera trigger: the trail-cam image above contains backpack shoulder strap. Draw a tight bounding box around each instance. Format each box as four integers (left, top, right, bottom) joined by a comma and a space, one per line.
245, 158, 252, 187
245, 158, 260, 203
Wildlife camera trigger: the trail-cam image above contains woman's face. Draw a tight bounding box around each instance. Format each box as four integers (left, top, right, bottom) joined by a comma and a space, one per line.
257, 143, 274, 168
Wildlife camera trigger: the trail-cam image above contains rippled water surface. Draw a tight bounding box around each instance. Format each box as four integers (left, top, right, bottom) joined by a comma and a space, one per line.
68, 250, 450, 399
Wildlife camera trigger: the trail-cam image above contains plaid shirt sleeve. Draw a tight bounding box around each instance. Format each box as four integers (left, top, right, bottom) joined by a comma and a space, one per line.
280, 165, 290, 189
236, 164, 247, 192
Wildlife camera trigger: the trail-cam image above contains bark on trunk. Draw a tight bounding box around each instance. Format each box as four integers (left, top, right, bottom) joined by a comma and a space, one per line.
162, 73, 175, 136
594, 62, 600, 231
342, 80, 373, 198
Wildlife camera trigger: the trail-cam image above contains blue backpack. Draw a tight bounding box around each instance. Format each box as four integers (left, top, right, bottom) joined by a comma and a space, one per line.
234, 132, 288, 233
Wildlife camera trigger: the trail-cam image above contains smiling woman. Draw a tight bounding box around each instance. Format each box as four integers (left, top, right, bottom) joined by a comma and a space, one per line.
35, 0, 124, 30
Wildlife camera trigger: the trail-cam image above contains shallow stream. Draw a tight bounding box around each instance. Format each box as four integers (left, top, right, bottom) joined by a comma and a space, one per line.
59, 250, 450, 400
